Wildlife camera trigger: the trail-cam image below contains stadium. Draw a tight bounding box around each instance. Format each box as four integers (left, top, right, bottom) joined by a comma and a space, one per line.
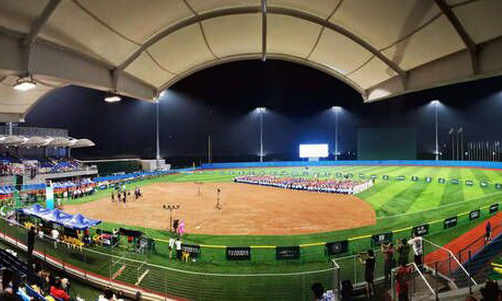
1, 1, 502, 300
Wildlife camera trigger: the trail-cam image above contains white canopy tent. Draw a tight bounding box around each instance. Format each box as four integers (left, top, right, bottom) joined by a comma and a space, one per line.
0, 135, 94, 148
0, 0, 501, 121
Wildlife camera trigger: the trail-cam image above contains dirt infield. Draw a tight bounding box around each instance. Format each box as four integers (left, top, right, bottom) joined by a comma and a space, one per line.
64, 182, 376, 235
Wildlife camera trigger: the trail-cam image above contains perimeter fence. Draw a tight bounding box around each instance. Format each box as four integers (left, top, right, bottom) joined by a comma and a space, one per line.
2, 213, 496, 300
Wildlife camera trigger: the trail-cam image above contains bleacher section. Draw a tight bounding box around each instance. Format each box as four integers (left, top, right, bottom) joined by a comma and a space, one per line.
0, 170, 175, 199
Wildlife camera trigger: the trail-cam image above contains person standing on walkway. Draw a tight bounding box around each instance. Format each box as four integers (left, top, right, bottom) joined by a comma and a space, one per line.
382, 242, 395, 283
408, 233, 423, 270
485, 221, 492, 243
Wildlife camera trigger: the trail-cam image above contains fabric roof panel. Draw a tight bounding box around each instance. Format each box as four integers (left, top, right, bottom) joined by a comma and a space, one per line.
267, 14, 322, 58
0, 0, 49, 34
76, 0, 193, 44
268, 0, 342, 19
347, 57, 397, 90
39, 0, 140, 66
187, 0, 259, 14
203, 14, 261, 57
331, 0, 441, 50
148, 23, 215, 74
452, 0, 502, 44
309, 28, 374, 75
125, 53, 176, 88
382, 15, 464, 71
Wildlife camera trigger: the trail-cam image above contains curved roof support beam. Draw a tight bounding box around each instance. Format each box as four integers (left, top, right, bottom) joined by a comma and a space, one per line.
23, 0, 62, 47
261, 0, 267, 62
117, 6, 405, 81
157, 53, 366, 99
434, 0, 479, 74
21, 0, 62, 75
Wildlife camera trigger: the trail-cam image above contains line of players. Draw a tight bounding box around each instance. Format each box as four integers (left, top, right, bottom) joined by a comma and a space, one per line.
110, 184, 142, 204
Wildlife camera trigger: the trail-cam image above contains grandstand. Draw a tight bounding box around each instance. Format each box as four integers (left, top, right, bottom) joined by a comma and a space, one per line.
1, 1, 502, 300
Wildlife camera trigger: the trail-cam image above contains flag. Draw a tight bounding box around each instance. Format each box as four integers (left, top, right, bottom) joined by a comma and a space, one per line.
448, 128, 454, 135
458, 127, 463, 133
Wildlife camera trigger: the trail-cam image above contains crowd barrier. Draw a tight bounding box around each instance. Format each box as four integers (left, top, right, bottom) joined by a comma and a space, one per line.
1, 213, 493, 300
201, 160, 502, 170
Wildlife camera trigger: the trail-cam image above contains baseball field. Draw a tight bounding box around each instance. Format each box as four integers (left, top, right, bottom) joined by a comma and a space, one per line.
7, 164, 501, 300
65, 164, 502, 247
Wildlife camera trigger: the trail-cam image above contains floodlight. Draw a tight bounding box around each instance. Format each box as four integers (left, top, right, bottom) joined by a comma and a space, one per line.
13, 76, 37, 91
104, 92, 121, 103
431, 100, 440, 105
332, 106, 342, 112
257, 107, 266, 113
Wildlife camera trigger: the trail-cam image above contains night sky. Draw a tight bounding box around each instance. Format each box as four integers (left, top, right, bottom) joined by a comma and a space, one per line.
23, 60, 502, 167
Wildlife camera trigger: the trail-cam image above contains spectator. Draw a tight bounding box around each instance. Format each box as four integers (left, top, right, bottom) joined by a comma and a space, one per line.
27, 226, 36, 259
485, 221, 492, 243
310, 282, 334, 301
51, 227, 59, 248
168, 236, 175, 259
50, 279, 70, 301
340, 280, 353, 301
359, 249, 375, 298
98, 288, 116, 301
396, 238, 410, 266
381, 242, 395, 283
408, 233, 423, 270
395, 262, 412, 301
135, 291, 142, 301
175, 238, 182, 260
480, 280, 500, 301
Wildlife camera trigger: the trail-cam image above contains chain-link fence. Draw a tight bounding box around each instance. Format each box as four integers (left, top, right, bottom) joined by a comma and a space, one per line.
0, 217, 338, 300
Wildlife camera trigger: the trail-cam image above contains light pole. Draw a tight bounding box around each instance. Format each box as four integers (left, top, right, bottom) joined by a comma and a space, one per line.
257, 107, 266, 162
156, 98, 160, 160
332, 106, 342, 161
431, 100, 440, 161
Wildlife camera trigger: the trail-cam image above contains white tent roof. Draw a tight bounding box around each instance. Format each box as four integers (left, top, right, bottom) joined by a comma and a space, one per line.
0, 135, 94, 148
0, 135, 27, 146
21, 136, 48, 147
0, 0, 502, 121
68, 138, 95, 149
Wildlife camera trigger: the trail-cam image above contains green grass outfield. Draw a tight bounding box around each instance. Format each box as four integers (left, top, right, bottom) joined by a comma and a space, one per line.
68, 165, 502, 246
61, 165, 502, 262
8, 164, 502, 300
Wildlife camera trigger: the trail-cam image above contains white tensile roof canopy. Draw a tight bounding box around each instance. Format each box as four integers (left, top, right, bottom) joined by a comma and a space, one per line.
0, 0, 501, 121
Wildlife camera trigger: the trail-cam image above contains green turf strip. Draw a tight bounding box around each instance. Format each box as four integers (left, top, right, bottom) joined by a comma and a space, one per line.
470, 169, 493, 194
379, 176, 434, 216
407, 167, 448, 212
359, 166, 424, 211
439, 167, 464, 206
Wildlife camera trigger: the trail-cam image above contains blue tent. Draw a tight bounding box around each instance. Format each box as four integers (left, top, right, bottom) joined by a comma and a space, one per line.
63, 213, 101, 230
38, 209, 73, 224
19, 204, 49, 216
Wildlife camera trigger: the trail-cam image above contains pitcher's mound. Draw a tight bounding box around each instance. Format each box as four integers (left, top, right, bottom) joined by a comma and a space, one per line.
65, 182, 376, 235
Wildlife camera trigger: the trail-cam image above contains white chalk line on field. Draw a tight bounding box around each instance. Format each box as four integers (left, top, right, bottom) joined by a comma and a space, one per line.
376, 191, 502, 220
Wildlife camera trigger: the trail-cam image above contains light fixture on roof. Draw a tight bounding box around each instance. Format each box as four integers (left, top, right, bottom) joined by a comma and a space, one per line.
104, 91, 121, 103
13, 76, 37, 91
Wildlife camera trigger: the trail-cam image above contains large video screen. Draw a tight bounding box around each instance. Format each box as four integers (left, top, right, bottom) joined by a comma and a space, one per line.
299, 144, 329, 158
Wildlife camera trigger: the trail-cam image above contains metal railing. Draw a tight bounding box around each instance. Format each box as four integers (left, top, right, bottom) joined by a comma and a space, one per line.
424, 238, 477, 289
391, 262, 435, 301
0, 217, 337, 300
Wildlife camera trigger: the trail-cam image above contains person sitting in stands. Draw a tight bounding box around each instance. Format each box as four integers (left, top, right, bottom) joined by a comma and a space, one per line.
310, 282, 334, 301
98, 288, 116, 301
50, 278, 70, 301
